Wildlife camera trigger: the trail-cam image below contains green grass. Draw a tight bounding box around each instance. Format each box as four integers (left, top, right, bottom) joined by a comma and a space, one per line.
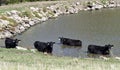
22, 8, 35, 18
0, 15, 18, 27
0, 1, 67, 14
0, 48, 120, 70
33, 12, 43, 18
0, 6, 24, 14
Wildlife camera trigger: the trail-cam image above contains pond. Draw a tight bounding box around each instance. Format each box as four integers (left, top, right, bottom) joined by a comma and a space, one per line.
1, 8, 120, 57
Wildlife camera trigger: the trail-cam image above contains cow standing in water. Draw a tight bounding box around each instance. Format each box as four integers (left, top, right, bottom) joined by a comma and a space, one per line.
5, 38, 21, 48
88, 44, 114, 55
34, 41, 55, 54
59, 37, 82, 46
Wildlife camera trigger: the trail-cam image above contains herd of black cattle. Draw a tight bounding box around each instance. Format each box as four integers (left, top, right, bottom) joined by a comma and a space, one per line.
4, 37, 114, 55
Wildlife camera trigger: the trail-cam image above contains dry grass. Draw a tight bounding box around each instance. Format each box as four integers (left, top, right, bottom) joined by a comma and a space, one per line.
0, 15, 18, 27
0, 0, 99, 14
0, 58, 120, 70
0, 0, 120, 14
0, 48, 119, 70
0, 1, 68, 14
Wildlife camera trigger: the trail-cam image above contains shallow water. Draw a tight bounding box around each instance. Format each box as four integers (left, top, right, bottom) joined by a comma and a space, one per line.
1, 8, 120, 57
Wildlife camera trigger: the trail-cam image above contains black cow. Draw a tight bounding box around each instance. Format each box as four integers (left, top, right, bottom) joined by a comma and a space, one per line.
88, 44, 114, 55
5, 38, 21, 48
34, 41, 55, 53
59, 37, 82, 46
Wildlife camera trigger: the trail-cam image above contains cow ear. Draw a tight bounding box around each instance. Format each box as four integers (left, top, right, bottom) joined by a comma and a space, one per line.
111, 45, 114, 47
105, 45, 107, 46
47, 42, 50, 45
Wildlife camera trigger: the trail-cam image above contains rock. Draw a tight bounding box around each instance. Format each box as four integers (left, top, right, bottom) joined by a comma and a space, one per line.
99, 56, 109, 60
29, 20, 35, 26
40, 17, 48, 22
0, 32, 5, 39
9, 15, 22, 23
3, 30, 13, 38
108, 4, 116, 8
21, 22, 30, 29
76, 2, 80, 5
30, 7, 39, 12
14, 25, 25, 34
115, 57, 120, 60
117, 3, 120, 7
44, 52, 48, 55
31, 17, 41, 23
0, 19, 9, 28
0, 30, 12, 39
16, 46, 28, 50
10, 10, 20, 15
19, 25, 25, 32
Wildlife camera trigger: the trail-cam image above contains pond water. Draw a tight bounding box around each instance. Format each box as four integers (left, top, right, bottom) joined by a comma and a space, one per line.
1, 8, 120, 57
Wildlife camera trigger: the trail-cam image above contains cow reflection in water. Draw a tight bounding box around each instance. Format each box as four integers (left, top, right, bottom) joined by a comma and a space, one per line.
87, 44, 114, 57
60, 45, 82, 57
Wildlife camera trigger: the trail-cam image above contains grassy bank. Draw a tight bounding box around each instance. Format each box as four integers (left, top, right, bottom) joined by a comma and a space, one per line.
0, 48, 119, 70
0, 1, 67, 14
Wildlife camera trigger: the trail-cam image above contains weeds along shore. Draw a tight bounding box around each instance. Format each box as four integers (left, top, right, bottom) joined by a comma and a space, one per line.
0, 0, 120, 39
0, 48, 119, 70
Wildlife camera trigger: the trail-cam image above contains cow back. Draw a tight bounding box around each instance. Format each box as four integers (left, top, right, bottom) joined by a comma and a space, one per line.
88, 45, 111, 55
34, 41, 48, 52
59, 37, 82, 46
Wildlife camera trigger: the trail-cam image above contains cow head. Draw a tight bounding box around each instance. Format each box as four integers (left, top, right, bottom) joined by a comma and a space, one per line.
105, 44, 114, 49
103, 44, 114, 55
46, 42, 55, 53
14, 39, 21, 46
58, 37, 62, 41
59, 37, 65, 43
47, 42, 55, 47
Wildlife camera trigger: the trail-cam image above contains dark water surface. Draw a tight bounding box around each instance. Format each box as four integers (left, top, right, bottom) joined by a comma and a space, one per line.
1, 8, 120, 57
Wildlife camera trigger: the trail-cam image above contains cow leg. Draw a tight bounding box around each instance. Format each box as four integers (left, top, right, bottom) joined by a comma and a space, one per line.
5, 44, 11, 48
6, 46, 10, 48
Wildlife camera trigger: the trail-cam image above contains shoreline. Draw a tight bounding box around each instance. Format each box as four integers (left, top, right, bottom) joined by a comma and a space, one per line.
0, 0, 120, 39
0, 48, 120, 70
